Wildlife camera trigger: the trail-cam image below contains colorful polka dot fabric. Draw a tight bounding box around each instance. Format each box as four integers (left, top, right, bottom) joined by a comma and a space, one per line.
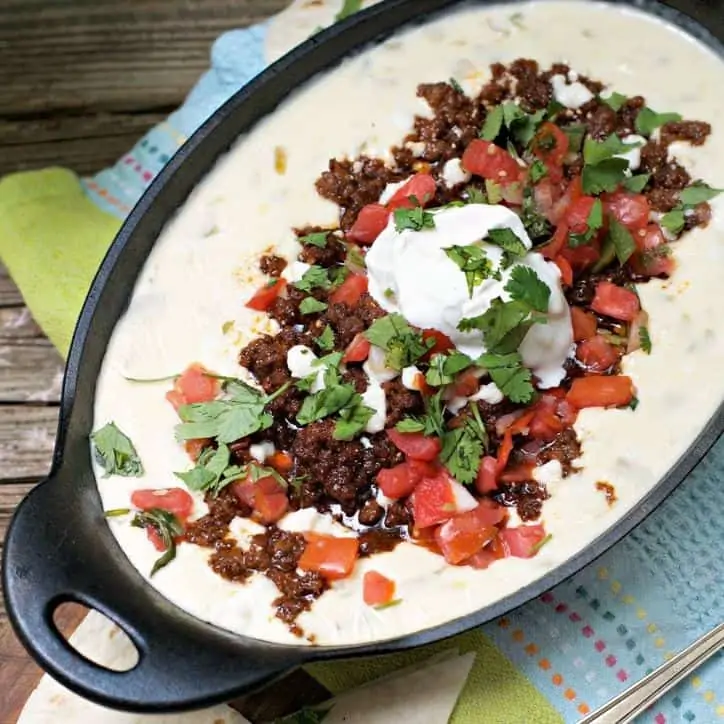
3, 2, 724, 722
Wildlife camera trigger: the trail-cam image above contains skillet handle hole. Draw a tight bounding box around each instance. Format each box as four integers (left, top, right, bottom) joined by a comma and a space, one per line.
51, 600, 140, 673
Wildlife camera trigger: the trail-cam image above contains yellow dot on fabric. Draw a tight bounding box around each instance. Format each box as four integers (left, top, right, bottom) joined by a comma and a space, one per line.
647, 623, 657, 633
654, 637, 665, 648
525, 643, 538, 655
664, 652, 674, 661
692, 677, 703, 689
598, 568, 609, 580
512, 629, 525, 643
637, 608, 647, 619
715, 704, 724, 715
622, 595, 635, 604
705, 691, 716, 703
611, 581, 621, 594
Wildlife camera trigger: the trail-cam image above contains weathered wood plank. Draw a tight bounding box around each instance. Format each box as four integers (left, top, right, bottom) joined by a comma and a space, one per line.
0, 406, 58, 480
0, 0, 288, 116
0, 342, 64, 403
0, 307, 45, 340
0, 112, 166, 177
0, 266, 24, 308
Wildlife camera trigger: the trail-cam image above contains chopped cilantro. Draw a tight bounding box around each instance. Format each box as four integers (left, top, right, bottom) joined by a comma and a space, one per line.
449, 77, 464, 94
297, 365, 356, 426
104, 508, 131, 518
298, 231, 329, 248
569, 198, 603, 248
131, 509, 184, 576
346, 243, 366, 269
635, 107, 682, 136
328, 266, 350, 288
444, 244, 500, 297
529, 159, 548, 184
679, 181, 723, 205
504, 265, 551, 313
465, 186, 488, 204
425, 351, 474, 387
601, 91, 627, 111
393, 205, 436, 232
395, 418, 426, 433
480, 105, 504, 140
334, 397, 375, 441
622, 173, 651, 193
440, 405, 487, 485
315, 325, 335, 352
520, 188, 552, 240
91, 422, 144, 477
364, 313, 432, 370
639, 325, 652, 354
299, 297, 328, 315
459, 298, 536, 355
608, 217, 637, 265
660, 207, 685, 235
561, 123, 586, 154
486, 228, 528, 267
503, 103, 546, 146
485, 179, 504, 204
583, 134, 641, 166
581, 157, 629, 195
628, 396, 640, 411
477, 351, 535, 404
396, 390, 446, 437
294, 265, 332, 292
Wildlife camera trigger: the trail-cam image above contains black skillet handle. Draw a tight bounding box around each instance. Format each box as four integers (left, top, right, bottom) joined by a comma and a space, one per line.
2, 473, 302, 713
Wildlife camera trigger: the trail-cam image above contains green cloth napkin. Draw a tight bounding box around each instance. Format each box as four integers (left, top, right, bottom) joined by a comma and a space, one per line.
0, 167, 562, 722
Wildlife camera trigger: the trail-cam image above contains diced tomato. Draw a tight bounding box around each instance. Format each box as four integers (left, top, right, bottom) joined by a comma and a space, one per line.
553, 255, 573, 287
146, 527, 167, 552
475, 455, 499, 494
165, 389, 186, 412
451, 369, 480, 398
570, 306, 598, 341
531, 122, 569, 170
603, 190, 650, 231
560, 242, 600, 272
435, 511, 499, 564
630, 224, 675, 278
462, 139, 522, 187
576, 335, 620, 374
342, 333, 372, 364
232, 475, 289, 524
567, 375, 634, 409
422, 329, 455, 359
245, 278, 287, 312
410, 471, 458, 528
496, 410, 535, 474
591, 281, 640, 321
387, 429, 441, 461
299, 533, 359, 580
539, 222, 569, 260
131, 488, 194, 521
564, 195, 597, 234
377, 462, 418, 499
330, 273, 368, 306
168, 364, 220, 409
387, 173, 437, 211
363, 571, 396, 606
464, 536, 506, 569
499, 524, 548, 558
536, 176, 583, 225
346, 203, 390, 245
184, 438, 209, 461
528, 397, 565, 442
266, 451, 294, 475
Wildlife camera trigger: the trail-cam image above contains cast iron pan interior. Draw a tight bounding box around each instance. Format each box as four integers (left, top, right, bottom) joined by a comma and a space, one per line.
3, 0, 724, 713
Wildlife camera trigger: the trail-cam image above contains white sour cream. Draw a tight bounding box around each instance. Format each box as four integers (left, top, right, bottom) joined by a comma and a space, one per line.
92, 1, 724, 647
366, 204, 573, 387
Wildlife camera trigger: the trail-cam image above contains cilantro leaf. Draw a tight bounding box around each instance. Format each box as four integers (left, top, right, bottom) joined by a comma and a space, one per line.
477, 352, 535, 404
334, 397, 374, 440
601, 91, 627, 111
449, 77, 464, 94
393, 206, 436, 232
639, 325, 652, 354
364, 313, 432, 370
503, 104, 546, 146
397, 390, 446, 437
299, 297, 328, 315
91, 422, 144, 477
485, 180, 504, 205
131, 508, 184, 576
480, 105, 504, 140
315, 325, 335, 352
505, 266, 551, 313
395, 418, 426, 433
608, 217, 637, 265
635, 107, 682, 136
465, 186, 488, 204
622, 173, 651, 193
561, 123, 586, 154
294, 265, 332, 292
581, 157, 629, 195
529, 160, 548, 184
298, 232, 329, 248
296, 363, 356, 426
679, 181, 723, 205
346, 244, 366, 269
440, 406, 487, 485
486, 228, 528, 267
520, 188, 552, 240
569, 198, 604, 248
444, 244, 499, 297
425, 351, 474, 387
660, 207, 685, 235
334, 0, 362, 22
459, 298, 535, 355
583, 134, 640, 166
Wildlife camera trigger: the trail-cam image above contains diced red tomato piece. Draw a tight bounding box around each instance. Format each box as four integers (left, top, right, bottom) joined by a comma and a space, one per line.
603, 190, 650, 231
570, 306, 598, 341
422, 329, 455, 359
299, 533, 359, 580
462, 139, 521, 187
464, 536, 507, 569
342, 333, 372, 364
564, 195, 597, 234
591, 281, 640, 321
245, 278, 287, 312
346, 203, 390, 245
475, 455, 499, 494
553, 255, 573, 287
169, 363, 220, 408
266, 451, 294, 475
536, 176, 583, 225
531, 122, 569, 169
387, 429, 441, 461
630, 224, 675, 278
539, 222, 569, 260
451, 369, 480, 398
232, 475, 289, 524
387, 173, 437, 211
131, 488, 194, 521
377, 462, 418, 499
567, 375, 634, 409
576, 335, 620, 374
146, 527, 167, 552
560, 242, 600, 272
434, 509, 500, 564
499, 524, 548, 558
410, 471, 458, 528
165, 389, 186, 412
363, 571, 396, 606
330, 273, 368, 306
528, 397, 565, 442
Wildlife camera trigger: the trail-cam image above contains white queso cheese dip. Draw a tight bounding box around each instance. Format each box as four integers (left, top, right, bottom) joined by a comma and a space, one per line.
92, 1, 724, 645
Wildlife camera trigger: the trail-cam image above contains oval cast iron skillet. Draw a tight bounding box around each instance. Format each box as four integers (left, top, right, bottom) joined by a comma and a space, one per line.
3, 0, 724, 713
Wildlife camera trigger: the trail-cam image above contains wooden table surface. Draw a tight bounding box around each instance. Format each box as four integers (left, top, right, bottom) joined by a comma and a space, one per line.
0, 2, 339, 721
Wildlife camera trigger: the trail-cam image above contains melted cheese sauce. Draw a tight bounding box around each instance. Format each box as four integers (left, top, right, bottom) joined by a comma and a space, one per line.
93, 1, 724, 645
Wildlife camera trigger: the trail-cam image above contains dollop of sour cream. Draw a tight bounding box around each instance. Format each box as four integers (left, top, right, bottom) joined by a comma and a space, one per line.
366, 204, 573, 387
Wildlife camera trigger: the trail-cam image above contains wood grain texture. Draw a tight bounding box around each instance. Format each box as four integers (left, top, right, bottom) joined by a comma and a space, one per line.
0, 405, 58, 481
0, 267, 24, 308
0, 0, 287, 116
